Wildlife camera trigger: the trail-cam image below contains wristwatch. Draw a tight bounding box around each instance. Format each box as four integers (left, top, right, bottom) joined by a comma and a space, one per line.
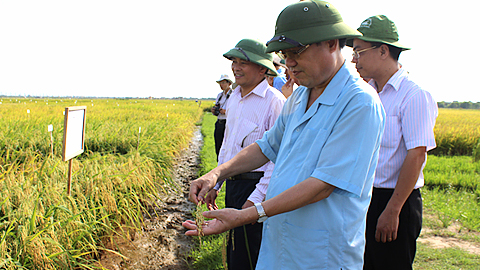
254, 202, 268, 223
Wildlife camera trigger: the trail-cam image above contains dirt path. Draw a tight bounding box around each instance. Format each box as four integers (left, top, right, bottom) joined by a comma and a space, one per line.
98, 128, 202, 270
418, 216, 480, 256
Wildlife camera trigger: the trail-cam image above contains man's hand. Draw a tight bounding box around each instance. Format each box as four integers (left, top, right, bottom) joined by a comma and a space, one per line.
242, 200, 254, 209
189, 174, 218, 205
375, 147, 426, 243
281, 78, 295, 98
375, 208, 400, 243
183, 208, 253, 236
205, 189, 219, 210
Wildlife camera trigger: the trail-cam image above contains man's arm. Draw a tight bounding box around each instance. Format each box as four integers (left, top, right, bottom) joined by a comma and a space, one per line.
375, 146, 426, 243
184, 176, 335, 236
189, 142, 269, 204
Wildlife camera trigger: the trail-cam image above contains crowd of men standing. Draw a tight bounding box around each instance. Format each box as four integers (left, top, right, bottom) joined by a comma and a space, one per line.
185, 1, 438, 269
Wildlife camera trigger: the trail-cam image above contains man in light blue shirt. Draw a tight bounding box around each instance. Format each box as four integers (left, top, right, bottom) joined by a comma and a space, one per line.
184, 1, 385, 269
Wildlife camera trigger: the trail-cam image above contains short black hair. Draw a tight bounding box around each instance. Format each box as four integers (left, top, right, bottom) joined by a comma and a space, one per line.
370, 42, 402, 61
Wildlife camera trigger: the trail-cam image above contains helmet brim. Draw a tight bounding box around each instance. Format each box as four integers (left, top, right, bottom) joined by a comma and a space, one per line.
223, 50, 279, 77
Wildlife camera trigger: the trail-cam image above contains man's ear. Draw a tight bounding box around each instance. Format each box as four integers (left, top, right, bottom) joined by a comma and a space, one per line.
327, 39, 338, 52
380, 44, 389, 58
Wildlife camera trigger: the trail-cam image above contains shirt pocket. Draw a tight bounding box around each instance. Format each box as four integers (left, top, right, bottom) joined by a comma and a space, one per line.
236, 118, 259, 148
282, 221, 329, 269
382, 115, 401, 149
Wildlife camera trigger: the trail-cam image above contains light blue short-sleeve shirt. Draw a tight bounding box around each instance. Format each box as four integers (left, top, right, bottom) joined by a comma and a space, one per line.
255, 63, 385, 269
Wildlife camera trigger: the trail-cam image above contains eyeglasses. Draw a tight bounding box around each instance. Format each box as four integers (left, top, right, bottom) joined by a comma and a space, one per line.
277, 44, 310, 59
352, 46, 377, 59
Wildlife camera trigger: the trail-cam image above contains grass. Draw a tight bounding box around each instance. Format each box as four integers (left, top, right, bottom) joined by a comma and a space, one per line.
414, 243, 480, 269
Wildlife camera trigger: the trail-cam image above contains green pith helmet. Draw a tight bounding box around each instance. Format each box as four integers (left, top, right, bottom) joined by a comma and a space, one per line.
346, 15, 410, 50
266, 0, 361, 53
223, 38, 278, 77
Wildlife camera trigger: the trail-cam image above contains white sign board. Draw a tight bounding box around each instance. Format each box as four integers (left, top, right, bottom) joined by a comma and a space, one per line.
62, 106, 86, 161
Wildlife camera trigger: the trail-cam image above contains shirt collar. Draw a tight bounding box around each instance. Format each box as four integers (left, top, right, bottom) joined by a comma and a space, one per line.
234, 79, 270, 99
370, 68, 407, 93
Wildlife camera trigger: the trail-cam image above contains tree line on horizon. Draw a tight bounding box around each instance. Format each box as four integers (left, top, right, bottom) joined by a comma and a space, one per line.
437, 101, 480, 110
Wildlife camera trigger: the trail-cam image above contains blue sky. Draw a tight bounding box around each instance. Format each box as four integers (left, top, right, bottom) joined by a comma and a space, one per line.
0, 0, 477, 102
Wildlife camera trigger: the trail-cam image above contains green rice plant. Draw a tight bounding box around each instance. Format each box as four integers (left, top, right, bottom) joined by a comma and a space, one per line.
423, 154, 480, 231
472, 138, 480, 162
424, 155, 480, 193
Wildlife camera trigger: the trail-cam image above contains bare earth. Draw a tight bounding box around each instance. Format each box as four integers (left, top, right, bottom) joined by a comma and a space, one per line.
418, 215, 480, 256
97, 128, 202, 270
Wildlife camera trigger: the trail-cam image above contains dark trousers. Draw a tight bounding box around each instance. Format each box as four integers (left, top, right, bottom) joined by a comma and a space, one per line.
364, 188, 422, 270
225, 173, 264, 270
214, 119, 226, 160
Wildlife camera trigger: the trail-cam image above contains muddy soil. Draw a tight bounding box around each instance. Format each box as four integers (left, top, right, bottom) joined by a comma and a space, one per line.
98, 128, 202, 270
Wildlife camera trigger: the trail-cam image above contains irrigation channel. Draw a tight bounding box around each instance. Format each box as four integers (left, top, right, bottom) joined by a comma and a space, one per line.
98, 128, 202, 269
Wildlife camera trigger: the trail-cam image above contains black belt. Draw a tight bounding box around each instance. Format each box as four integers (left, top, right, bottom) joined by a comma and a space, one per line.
229, 172, 264, 181
217, 119, 226, 123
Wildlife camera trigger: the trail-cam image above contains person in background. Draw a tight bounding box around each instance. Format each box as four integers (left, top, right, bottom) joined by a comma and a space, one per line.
205, 38, 285, 270
348, 15, 438, 270
272, 55, 288, 91
212, 74, 233, 159
280, 63, 300, 99
183, 1, 385, 269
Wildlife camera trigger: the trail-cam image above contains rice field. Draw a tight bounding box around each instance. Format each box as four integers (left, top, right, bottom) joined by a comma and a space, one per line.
432, 108, 480, 156
0, 97, 210, 269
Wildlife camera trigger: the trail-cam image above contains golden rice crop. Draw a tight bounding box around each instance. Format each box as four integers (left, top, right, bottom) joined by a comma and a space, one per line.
432, 108, 480, 156
0, 97, 211, 268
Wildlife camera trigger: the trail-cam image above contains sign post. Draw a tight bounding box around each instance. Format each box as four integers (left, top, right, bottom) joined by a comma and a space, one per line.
62, 106, 87, 196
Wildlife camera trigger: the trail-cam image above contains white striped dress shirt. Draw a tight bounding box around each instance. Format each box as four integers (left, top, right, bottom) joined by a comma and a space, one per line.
214, 79, 286, 203
371, 68, 438, 189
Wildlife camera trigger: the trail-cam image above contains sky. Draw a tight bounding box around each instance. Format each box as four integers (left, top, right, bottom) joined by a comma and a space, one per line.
0, 0, 477, 102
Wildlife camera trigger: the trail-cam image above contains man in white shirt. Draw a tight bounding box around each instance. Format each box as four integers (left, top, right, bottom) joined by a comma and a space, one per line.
205, 38, 285, 270
348, 15, 438, 270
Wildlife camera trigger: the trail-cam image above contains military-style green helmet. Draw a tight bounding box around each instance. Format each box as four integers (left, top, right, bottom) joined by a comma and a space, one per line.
223, 38, 278, 77
266, 0, 361, 53
346, 15, 410, 51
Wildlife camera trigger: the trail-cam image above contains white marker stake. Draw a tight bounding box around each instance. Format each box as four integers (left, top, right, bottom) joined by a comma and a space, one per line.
137, 127, 142, 150
48, 124, 54, 156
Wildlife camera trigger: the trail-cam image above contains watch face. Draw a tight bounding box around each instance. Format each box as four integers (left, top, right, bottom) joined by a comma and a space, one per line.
258, 215, 268, 223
